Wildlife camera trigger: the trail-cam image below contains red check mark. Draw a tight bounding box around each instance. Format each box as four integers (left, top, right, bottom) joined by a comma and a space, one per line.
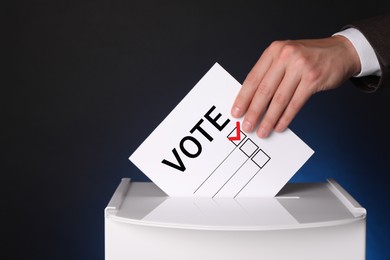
228, 121, 241, 141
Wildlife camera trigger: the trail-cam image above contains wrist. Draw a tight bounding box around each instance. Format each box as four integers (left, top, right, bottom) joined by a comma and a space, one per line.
331, 35, 361, 77
333, 28, 382, 77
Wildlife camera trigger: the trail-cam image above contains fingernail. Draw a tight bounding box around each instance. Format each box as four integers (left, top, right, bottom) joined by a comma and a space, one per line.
275, 123, 285, 132
231, 106, 241, 118
257, 127, 268, 138
242, 121, 253, 132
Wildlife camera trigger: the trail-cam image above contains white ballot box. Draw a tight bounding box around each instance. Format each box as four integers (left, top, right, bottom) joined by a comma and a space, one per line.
104, 178, 366, 260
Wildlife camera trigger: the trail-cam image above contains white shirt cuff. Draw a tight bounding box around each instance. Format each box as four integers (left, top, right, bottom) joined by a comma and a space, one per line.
333, 28, 382, 77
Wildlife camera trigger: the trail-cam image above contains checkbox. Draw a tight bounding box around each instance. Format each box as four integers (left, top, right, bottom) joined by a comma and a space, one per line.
239, 138, 258, 157
227, 127, 246, 146
251, 149, 270, 168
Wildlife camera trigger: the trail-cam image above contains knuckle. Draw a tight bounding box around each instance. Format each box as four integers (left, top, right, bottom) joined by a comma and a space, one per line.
265, 114, 278, 125
257, 82, 272, 98
245, 108, 261, 124
302, 70, 322, 92
295, 56, 311, 69
278, 43, 298, 61
246, 108, 259, 119
288, 98, 302, 113
305, 69, 321, 82
265, 41, 287, 58
244, 71, 258, 85
268, 40, 286, 52
273, 92, 288, 106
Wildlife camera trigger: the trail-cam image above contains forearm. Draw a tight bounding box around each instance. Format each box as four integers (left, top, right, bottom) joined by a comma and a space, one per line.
344, 14, 390, 91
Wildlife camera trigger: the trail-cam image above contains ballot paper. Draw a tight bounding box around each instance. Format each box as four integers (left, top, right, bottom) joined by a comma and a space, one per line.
129, 63, 314, 197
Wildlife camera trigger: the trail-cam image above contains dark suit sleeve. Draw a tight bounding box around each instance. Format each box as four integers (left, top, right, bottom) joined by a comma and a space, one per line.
344, 14, 390, 92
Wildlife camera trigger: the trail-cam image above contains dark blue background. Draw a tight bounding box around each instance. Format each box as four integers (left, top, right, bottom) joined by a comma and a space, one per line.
5, 0, 390, 259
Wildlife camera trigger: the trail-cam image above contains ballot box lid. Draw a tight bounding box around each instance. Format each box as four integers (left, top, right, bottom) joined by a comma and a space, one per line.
105, 178, 366, 231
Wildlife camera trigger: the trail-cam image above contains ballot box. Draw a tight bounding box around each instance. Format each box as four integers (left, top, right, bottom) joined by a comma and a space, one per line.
104, 178, 366, 260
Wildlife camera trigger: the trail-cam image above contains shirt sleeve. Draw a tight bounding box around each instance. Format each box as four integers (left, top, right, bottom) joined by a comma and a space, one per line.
341, 14, 390, 92
333, 28, 382, 77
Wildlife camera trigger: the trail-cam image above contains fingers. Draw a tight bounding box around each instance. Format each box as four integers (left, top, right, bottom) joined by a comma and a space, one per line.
231, 50, 273, 119
241, 61, 286, 133
255, 69, 302, 138
274, 83, 312, 133
232, 55, 312, 138
231, 37, 352, 138
257, 80, 312, 138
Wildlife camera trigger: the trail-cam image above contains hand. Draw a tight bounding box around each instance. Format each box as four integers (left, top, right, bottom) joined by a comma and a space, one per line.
231, 35, 361, 138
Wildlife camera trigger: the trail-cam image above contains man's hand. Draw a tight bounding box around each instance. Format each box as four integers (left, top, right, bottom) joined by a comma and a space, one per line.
231, 36, 361, 138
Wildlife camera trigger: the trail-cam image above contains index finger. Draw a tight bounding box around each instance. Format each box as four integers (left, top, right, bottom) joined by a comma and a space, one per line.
231, 51, 273, 119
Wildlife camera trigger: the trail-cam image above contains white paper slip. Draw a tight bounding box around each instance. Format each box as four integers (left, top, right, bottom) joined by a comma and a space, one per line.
129, 62, 314, 197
